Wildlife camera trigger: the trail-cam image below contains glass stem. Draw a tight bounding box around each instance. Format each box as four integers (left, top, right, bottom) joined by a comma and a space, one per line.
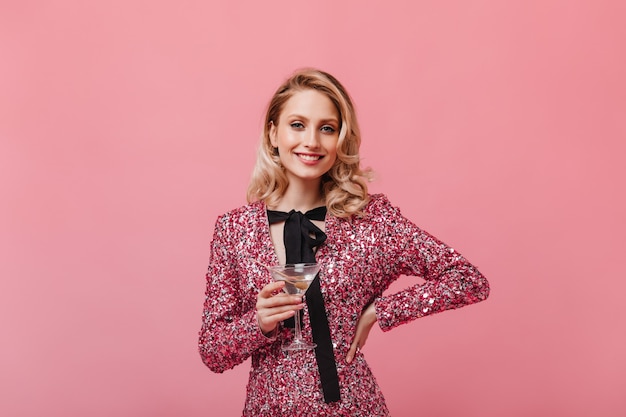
294, 301, 302, 342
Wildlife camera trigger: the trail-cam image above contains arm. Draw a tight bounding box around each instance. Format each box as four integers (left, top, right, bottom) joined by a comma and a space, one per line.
373, 198, 490, 332
198, 214, 277, 373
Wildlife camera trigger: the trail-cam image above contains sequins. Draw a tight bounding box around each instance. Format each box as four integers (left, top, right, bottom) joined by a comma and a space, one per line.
199, 194, 489, 416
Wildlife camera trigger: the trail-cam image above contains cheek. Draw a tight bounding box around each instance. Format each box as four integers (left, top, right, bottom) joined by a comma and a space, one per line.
325, 147, 339, 166
326, 138, 339, 158
277, 130, 299, 149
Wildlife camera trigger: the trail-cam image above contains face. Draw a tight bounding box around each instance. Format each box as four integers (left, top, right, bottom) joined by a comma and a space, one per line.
269, 89, 340, 185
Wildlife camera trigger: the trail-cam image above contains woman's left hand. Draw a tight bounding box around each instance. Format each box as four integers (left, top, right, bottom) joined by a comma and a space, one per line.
346, 303, 377, 363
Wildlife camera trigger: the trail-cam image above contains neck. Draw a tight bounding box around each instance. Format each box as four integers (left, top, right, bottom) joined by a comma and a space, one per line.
275, 178, 324, 212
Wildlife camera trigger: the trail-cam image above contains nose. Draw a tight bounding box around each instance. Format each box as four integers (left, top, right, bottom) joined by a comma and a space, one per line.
304, 129, 320, 148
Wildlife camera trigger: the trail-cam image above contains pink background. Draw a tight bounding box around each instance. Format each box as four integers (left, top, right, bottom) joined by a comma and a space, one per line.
1, 1, 625, 416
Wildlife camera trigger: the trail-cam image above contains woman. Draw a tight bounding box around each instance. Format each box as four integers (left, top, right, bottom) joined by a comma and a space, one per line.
199, 69, 489, 416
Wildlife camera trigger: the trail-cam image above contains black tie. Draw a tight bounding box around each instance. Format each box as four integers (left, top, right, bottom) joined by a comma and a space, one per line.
267, 207, 341, 403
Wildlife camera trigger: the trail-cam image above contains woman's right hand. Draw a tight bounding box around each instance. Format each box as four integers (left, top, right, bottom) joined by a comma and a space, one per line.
256, 281, 304, 335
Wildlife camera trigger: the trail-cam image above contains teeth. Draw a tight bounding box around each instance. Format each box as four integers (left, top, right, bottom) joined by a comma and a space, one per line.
298, 154, 321, 161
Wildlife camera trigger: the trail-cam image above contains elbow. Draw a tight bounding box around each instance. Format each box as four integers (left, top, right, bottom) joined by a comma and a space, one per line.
199, 344, 228, 374
198, 331, 229, 374
472, 271, 490, 303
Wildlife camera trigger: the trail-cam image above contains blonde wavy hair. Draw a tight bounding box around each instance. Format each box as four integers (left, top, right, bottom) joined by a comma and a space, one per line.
247, 68, 371, 218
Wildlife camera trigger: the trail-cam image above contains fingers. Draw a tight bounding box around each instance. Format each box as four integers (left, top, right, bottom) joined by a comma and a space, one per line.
258, 280, 286, 298
257, 303, 303, 335
346, 304, 378, 364
345, 340, 359, 364
346, 325, 362, 364
346, 330, 366, 364
258, 281, 301, 306
261, 293, 302, 308
256, 281, 304, 335
257, 287, 303, 309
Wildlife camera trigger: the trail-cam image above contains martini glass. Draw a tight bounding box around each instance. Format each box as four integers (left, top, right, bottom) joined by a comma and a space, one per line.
268, 263, 320, 351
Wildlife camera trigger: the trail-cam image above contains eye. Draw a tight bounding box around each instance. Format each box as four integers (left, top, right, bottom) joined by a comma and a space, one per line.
321, 125, 336, 133
290, 122, 304, 129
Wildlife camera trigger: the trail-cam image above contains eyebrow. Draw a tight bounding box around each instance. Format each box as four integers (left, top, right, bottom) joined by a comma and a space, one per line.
286, 114, 339, 124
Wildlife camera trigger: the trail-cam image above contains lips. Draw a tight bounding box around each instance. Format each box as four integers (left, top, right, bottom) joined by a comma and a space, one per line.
296, 153, 323, 161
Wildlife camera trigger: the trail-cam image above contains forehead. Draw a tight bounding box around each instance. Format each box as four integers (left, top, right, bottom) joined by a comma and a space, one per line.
280, 89, 339, 120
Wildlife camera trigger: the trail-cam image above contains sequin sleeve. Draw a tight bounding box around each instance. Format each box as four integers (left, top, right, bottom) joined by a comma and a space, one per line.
372, 196, 490, 331
198, 213, 277, 373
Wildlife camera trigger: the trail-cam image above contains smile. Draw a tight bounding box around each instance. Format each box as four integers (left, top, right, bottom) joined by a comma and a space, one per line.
296, 153, 323, 161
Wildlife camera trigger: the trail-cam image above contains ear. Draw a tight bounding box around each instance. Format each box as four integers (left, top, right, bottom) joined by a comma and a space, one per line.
269, 121, 278, 147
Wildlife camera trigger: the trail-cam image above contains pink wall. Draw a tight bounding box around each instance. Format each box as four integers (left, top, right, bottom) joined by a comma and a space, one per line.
1, 1, 624, 416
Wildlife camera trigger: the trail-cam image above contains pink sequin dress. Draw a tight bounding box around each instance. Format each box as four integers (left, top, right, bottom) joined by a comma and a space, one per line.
199, 194, 489, 416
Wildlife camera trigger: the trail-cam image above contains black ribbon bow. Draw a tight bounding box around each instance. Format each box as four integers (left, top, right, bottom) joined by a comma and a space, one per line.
267, 207, 341, 403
